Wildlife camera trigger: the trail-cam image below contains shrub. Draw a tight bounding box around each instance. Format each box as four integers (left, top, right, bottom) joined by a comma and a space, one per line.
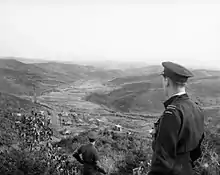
0, 108, 219, 175
193, 117, 220, 175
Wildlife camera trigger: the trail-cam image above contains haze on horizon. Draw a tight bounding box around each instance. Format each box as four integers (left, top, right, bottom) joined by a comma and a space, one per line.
1, 0, 220, 69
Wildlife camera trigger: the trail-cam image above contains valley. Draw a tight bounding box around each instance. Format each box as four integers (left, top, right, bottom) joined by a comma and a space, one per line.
38, 79, 156, 140
0, 58, 220, 174
1, 58, 220, 140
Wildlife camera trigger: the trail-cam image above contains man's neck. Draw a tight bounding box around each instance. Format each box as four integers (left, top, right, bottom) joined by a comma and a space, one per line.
168, 88, 186, 99
171, 91, 186, 97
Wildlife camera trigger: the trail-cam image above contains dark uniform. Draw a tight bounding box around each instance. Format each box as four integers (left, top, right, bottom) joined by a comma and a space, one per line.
148, 62, 205, 175
73, 131, 106, 175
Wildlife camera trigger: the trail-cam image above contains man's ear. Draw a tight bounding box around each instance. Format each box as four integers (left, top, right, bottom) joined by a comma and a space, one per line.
164, 77, 169, 87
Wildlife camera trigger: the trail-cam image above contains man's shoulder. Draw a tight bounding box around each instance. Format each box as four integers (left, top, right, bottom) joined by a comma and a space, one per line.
164, 103, 179, 115
169, 96, 192, 110
82, 143, 97, 151
163, 103, 183, 123
166, 97, 204, 118
173, 96, 202, 110
77, 143, 89, 151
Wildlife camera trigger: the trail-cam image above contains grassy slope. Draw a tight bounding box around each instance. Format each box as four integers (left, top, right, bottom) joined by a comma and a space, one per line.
0, 92, 42, 110
0, 67, 46, 95
0, 59, 69, 95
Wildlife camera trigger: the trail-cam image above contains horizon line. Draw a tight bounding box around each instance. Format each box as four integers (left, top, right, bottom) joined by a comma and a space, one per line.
0, 56, 220, 70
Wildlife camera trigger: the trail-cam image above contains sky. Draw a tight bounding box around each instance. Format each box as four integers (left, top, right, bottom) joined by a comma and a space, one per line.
1, 0, 220, 69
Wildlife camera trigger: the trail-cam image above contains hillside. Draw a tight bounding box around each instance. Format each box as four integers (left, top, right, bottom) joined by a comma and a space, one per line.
122, 65, 162, 76
0, 58, 124, 96
71, 60, 149, 70
34, 62, 123, 80
108, 73, 162, 86
86, 70, 220, 113
0, 59, 219, 174
0, 59, 73, 95
0, 92, 42, 110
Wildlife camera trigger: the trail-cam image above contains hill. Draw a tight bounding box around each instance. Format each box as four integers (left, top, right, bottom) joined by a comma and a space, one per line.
86, 70, 220, 113
34, 62, 123, 80
0, 59, 74, 95
0, 58, 123, 96
108, 73, 162, 86
0, 59, 219, 174
0, 92, 42, 110
122, 65, 162, 76
191, 69, 220, 77
70, 60, 149, 70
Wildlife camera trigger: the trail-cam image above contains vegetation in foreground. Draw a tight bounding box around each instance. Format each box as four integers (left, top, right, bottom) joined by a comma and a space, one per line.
0, 107, 219, 175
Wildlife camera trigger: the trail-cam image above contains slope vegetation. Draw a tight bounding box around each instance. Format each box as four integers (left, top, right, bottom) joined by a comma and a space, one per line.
0, 92, 42, 110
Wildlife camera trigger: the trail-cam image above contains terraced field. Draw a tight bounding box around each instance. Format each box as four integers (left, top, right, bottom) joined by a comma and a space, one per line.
39, 79, 156, 140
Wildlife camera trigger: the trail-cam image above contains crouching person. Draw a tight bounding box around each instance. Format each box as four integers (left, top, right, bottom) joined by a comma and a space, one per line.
73, 131, 107, 175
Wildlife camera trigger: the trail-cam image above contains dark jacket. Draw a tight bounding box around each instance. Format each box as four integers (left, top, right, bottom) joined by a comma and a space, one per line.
73, 143, 106, 175
149, 94, 205, 175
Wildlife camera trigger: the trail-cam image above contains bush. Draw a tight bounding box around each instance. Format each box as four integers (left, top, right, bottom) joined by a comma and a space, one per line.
0, 108, 219, 175
193, 118, 220, 175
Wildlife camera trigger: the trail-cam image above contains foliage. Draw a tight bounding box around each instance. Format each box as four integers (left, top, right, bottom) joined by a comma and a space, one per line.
0, 109, 79, 175
0, 108, 220, 175
193, 117, 220, 175
14, 110, 52, 151
57, 130, 153, 174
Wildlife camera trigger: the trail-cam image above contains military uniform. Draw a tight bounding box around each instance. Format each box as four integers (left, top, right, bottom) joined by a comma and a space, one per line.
73, 131, 106, 175
148, 62, 205, 175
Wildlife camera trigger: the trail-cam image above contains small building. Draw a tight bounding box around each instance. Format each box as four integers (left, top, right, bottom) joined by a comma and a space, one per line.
71, 112, 78, 117
39, 111, 45, 115
64, 120, 73, 126
90, 124, 98, 129
60, 128, 72, 135
16, 113, 22, 117
78, 119, 83, 123
63, 112, 69, 117
114, 124, 122, 131
88, 118, 95, 122
96, 119, 102, 122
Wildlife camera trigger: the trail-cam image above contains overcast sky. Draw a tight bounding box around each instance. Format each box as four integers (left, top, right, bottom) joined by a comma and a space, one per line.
1, 0, 220, 69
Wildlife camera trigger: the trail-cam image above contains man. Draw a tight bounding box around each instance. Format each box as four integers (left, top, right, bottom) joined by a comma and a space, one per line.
148, 61, 205, 175
73, 131, 107, 175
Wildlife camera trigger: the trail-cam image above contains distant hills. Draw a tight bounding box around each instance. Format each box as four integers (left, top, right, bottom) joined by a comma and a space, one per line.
69, 60, 150, 70
1, 57, 220, 114
0, 59, 72, 95
0, 58, 123, 96
86, 69, 220, 113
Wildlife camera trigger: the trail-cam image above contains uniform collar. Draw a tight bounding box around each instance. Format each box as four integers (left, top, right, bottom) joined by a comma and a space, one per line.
163, 93, 188, 108
171, 91, 186, 97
